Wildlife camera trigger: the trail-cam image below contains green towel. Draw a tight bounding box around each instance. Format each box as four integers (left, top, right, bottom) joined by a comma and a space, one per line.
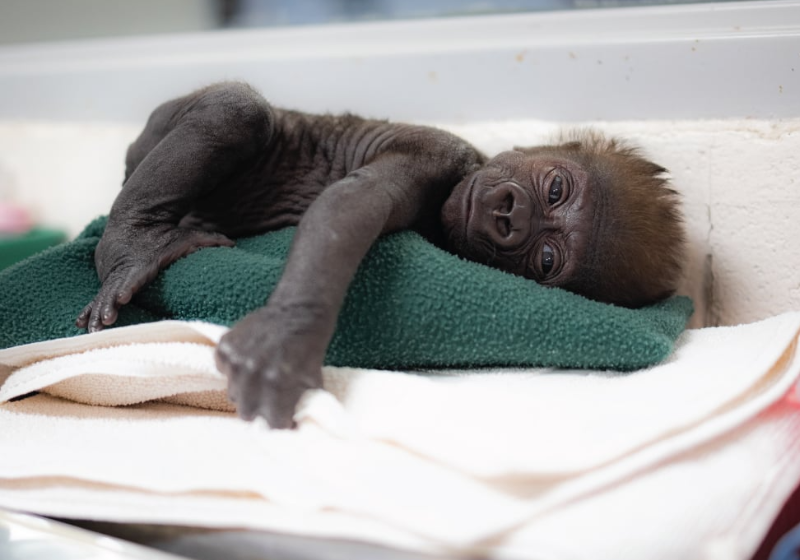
0, 216, 692, 371
0, 228, 67, 271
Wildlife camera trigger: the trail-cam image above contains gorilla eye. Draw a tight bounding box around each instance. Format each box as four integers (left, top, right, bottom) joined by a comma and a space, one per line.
548, 176, 564, 205
541, 243, 555, 276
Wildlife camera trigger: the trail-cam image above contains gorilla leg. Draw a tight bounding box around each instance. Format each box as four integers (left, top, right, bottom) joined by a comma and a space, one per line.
77, 82, 274, 332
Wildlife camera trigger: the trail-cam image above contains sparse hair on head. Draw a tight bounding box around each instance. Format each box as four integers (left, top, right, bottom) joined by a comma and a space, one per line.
527, 130, 686, 307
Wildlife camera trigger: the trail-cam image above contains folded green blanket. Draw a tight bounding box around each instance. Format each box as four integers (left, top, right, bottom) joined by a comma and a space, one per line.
0, 216, 692, 371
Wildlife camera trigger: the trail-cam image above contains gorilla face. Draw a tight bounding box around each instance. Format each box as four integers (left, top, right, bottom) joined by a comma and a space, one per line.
441, 149, 594, 288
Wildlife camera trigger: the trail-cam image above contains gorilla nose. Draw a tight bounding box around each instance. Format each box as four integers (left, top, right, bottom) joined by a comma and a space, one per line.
483, 182, 531, 247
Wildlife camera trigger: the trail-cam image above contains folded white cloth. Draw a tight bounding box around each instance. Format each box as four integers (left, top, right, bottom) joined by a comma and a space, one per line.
2, 313, 800, 559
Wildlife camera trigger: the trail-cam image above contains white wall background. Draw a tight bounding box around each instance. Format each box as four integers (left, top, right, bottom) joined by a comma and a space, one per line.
0, 1, 798, 328
0, 0, 219, 45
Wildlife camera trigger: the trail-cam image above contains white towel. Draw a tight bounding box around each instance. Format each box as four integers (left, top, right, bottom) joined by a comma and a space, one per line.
1, 313, 800, 559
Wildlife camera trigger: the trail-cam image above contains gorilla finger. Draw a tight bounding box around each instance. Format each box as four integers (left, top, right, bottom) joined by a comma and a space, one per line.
225, 385, 238, 405
75, 303, 94, 328
214, 340, 240, 373
88, 288, 119, 332
99, 299, 119, 326
236, 401, 258, 421
231, 367, 268, 421
236, 390, 262, 422
116, 288, 134, 306
114, 270, 148, 307
199, 230, 235, 248
257, 384, 304, 430
225, 367, 248, 407
87, 305, 106, 333
260, 404, 295, 430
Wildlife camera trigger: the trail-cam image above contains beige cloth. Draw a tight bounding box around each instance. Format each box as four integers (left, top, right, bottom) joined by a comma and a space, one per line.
2, 313, 800, 559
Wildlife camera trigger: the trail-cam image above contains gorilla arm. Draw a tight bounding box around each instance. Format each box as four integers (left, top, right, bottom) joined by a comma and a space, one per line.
214, 150, 458, 428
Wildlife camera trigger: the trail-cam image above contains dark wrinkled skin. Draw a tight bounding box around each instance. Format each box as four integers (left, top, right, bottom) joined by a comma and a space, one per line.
441, 150, 593, 284
76, 82, 601, 428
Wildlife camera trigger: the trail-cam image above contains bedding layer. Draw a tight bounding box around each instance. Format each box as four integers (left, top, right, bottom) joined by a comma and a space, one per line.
0, 216, 692, 370
1, 313, 799, 559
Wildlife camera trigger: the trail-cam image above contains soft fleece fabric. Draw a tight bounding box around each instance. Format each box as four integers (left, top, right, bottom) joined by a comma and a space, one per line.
0, 216, 692, 370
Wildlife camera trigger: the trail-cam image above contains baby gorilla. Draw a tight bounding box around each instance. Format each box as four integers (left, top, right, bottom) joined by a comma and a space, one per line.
77, 82, 685, 428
